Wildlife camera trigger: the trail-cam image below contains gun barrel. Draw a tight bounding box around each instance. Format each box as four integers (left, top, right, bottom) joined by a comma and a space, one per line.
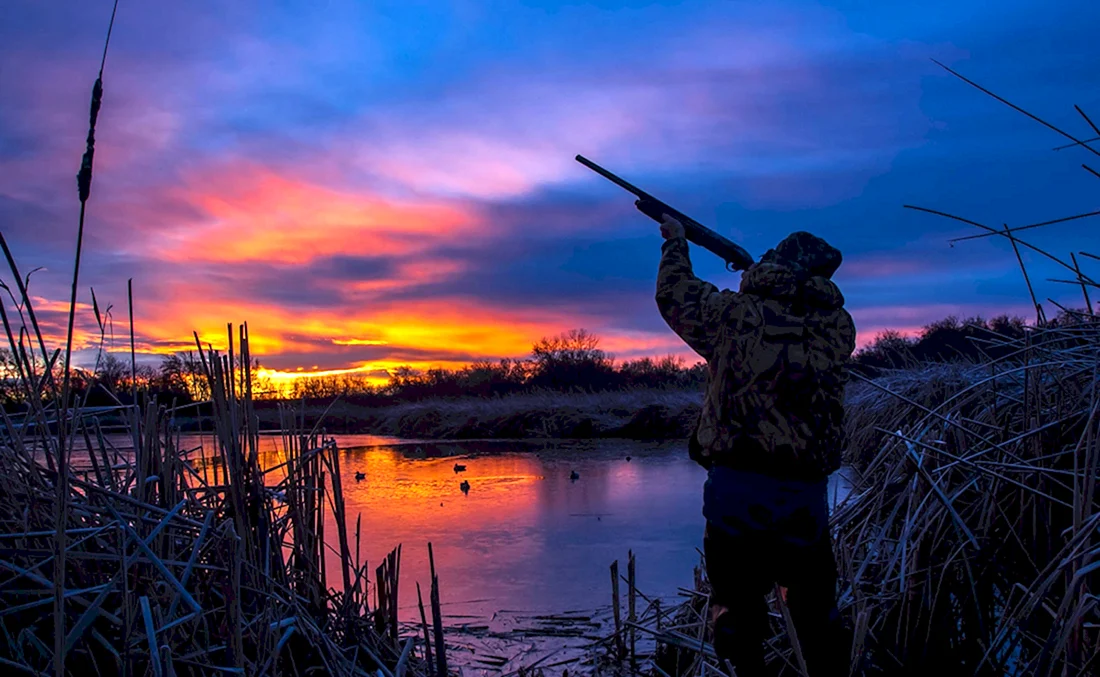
574, 155, 654, 201
575, 154, 755, 271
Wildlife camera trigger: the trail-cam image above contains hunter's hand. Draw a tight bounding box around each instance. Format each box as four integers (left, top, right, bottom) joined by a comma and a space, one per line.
660, 214, 685, 240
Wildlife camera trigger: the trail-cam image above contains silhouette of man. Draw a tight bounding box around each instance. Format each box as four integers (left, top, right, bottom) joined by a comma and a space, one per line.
655, 213, 856, 676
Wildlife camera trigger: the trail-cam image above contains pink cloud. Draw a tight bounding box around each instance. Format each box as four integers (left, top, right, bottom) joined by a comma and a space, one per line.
854, 325, 924, 349
114, 162, 480, 264
346, 86, 662, 200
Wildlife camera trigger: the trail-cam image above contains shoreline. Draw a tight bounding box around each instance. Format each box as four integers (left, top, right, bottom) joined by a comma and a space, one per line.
222, 364, 985, 469
251, 388, 705, 441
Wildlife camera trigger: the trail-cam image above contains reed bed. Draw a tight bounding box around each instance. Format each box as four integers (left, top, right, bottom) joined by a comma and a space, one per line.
832, 310, 1100, 676
582, 309, 1099, 677
0, 320, 450, 675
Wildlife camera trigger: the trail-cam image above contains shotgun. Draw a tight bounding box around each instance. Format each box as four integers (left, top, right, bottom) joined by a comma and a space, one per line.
576, 155, 755, 271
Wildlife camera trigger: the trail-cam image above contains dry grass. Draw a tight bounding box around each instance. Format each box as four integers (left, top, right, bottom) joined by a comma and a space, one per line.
277, 388, 704, 440
581, 317, 1099, 677
0, 321, 446, 675
831, 315, 1100, 675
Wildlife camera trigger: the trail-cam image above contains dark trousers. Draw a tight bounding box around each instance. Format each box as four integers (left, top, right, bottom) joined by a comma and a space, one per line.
702, 469, 850, 676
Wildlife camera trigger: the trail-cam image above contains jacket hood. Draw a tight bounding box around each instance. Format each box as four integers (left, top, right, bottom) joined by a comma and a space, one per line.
738, 231, 845, 310
764, 231, 843, 278
739, 262, 846, 310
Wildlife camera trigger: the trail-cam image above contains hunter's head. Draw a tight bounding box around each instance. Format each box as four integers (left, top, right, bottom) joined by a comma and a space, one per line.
759, 231, 842, 279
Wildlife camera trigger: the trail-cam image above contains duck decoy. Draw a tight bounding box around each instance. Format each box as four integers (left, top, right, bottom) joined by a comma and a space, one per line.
454, 463, 467, 473
460, 480, 470, 493
569, 470, 580, 481
354, 471, 366, 481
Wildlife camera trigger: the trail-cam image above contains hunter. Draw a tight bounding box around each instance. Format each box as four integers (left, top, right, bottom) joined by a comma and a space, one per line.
655, 214, 856, 675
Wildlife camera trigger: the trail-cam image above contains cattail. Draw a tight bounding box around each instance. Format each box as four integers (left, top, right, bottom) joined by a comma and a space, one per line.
76, 76, 103, 204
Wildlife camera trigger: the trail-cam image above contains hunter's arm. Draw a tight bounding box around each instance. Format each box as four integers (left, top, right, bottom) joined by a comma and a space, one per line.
655, 236, 734, 361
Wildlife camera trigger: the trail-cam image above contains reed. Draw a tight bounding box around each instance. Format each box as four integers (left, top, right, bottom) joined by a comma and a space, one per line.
0, 313, 441, 675
600, 318, 1098, 675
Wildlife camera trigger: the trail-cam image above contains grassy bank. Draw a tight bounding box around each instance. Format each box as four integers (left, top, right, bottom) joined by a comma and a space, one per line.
251, 388, 704, 440
73, 368, 997, 448
249, 369, 985, 455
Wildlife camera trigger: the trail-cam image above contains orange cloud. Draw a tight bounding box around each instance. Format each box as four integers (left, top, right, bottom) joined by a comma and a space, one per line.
133, 163, 479, 265
127, 277, 625, 369
331, 339, 388, 346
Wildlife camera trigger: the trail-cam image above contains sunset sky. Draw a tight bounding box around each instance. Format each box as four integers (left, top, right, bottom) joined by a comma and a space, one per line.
2, 0, 1098, 383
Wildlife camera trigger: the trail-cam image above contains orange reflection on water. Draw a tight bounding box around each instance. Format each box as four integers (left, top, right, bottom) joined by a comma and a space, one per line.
318, 440, 708, 622
107, 434, 842, 625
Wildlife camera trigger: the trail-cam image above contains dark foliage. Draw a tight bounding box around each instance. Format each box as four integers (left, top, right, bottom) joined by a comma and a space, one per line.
383, 329, 707, 402
852, 313, 1041, 375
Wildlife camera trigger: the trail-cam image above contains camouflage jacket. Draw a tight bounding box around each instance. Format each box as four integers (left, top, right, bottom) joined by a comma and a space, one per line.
656, 235, 856, 480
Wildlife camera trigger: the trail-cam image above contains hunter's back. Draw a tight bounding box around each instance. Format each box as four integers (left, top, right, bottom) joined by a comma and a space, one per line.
655, 230, 857, 479
697, 260, 855, 479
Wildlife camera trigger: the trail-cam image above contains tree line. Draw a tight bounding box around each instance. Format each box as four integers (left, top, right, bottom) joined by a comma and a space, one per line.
0, 310, 1090, 408
269, 329, 708, 402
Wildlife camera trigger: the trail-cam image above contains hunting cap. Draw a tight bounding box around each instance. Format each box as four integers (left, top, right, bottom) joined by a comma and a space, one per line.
761, 231, 842, 279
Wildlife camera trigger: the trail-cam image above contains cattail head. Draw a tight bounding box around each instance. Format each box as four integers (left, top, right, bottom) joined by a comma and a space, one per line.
76, 77, 103, 203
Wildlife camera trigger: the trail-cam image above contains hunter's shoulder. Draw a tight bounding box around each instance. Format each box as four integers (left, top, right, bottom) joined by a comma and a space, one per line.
794, 271, 847, 310
712, 289, 766, 328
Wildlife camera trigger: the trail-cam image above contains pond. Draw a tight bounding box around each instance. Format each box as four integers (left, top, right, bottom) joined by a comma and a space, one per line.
71, 433, 849, 625
339, 438, 708, 622
290, 436, 849, 623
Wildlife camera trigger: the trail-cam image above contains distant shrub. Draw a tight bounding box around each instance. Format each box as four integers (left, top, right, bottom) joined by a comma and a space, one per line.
852, 311, 1088, 376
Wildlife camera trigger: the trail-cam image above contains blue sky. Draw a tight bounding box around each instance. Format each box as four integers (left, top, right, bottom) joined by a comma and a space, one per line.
1, 0, 1097, 377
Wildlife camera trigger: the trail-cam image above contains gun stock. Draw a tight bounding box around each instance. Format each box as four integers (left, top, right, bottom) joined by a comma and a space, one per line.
575, 155, 755, 271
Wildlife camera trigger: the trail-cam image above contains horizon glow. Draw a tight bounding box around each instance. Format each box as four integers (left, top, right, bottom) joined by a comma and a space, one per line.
2, 0, 1097, 382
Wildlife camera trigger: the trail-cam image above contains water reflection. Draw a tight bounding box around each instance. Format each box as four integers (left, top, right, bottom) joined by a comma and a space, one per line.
326, 439, 849, 623
331, 440, 702, 621
74, 434, 848, 623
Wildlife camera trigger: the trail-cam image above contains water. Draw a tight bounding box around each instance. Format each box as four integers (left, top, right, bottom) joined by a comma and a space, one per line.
299, 436, 846, 623
72, 434, 849, 623
338, 438, 708, 622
